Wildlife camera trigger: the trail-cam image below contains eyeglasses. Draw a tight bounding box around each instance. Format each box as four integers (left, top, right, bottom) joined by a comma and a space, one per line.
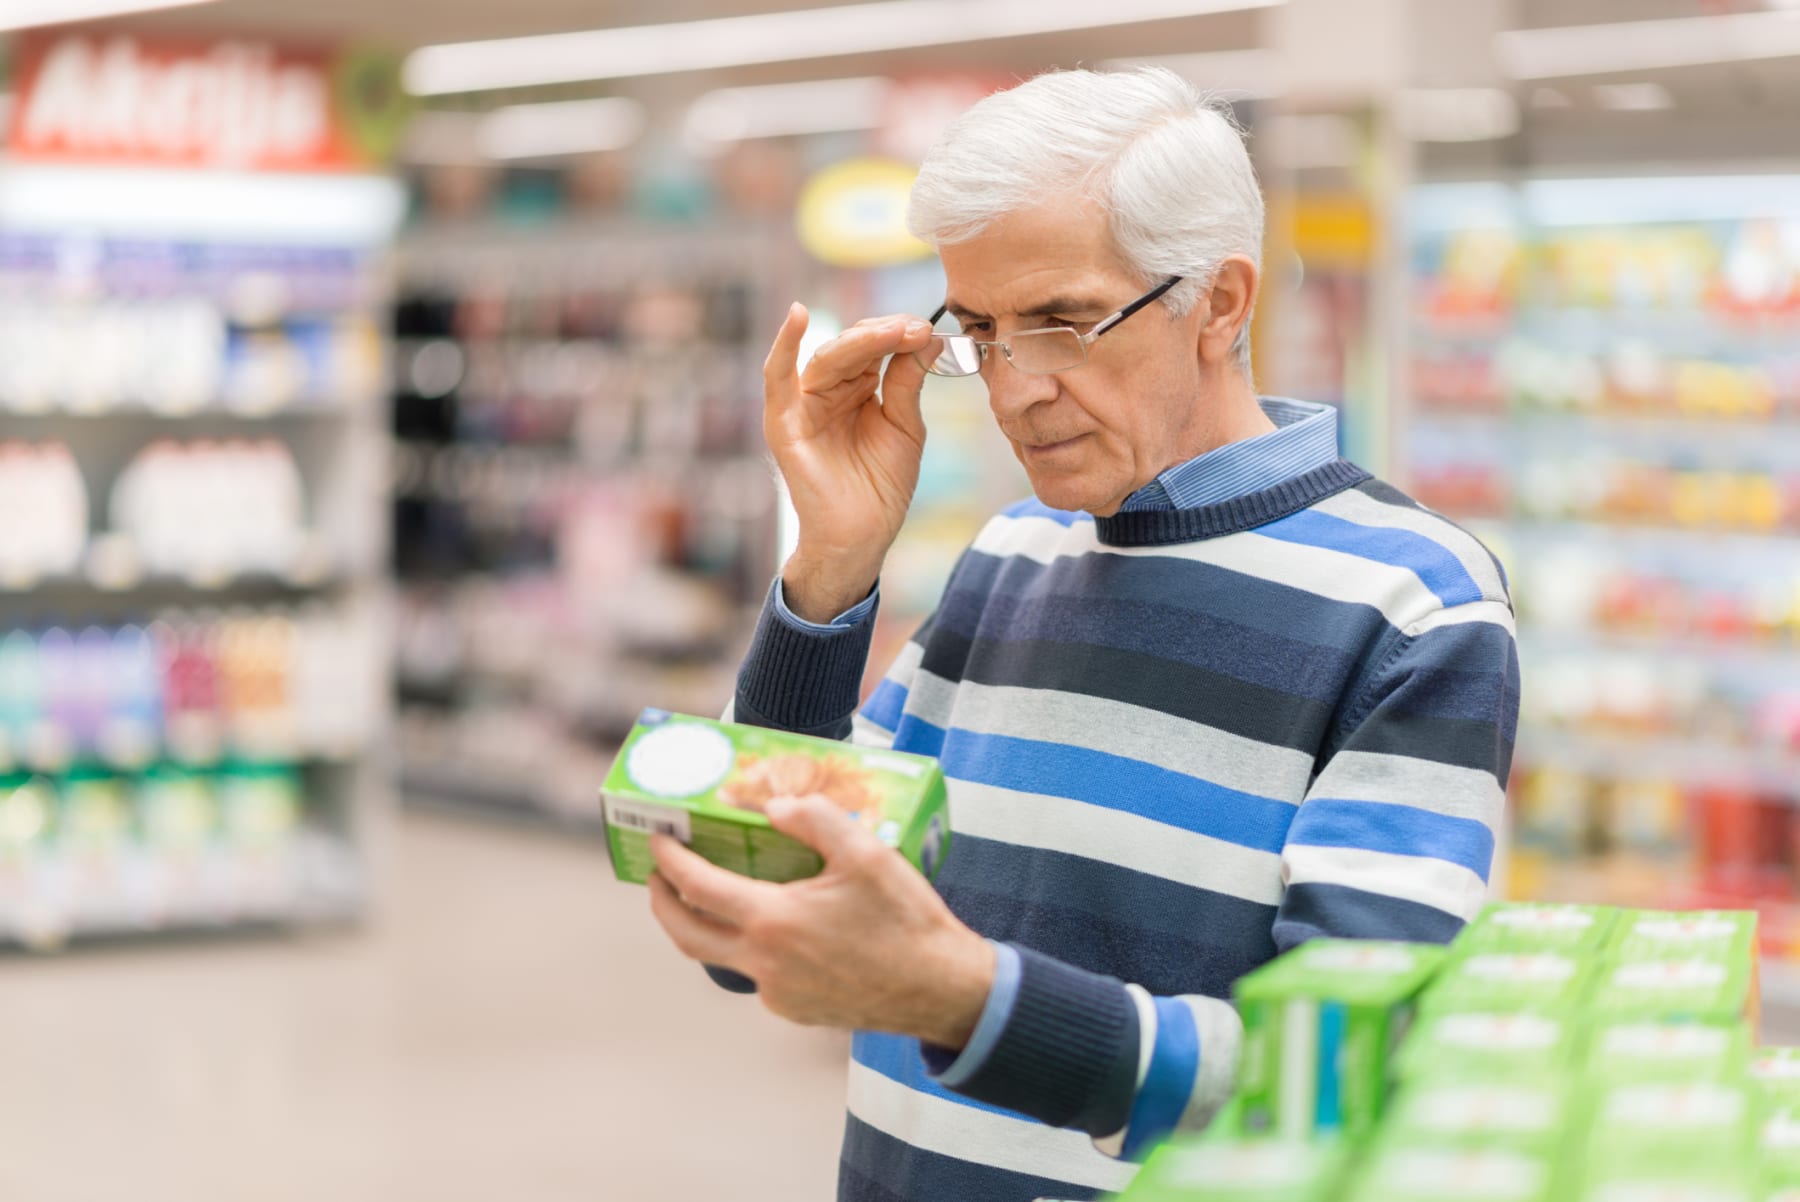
915, 275, 1182, 377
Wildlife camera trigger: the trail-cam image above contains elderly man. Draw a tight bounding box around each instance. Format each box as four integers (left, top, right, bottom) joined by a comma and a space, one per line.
645, 67, 1518, 1202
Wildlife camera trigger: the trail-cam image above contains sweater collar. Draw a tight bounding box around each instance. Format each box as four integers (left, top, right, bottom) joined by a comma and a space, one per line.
1093, 459, 1372, 547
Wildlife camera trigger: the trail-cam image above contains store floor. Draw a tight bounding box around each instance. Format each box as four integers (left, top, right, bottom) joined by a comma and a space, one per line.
0, 809, 849, 1202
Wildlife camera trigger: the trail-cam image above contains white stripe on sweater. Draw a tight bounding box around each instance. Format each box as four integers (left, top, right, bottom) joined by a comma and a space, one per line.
951, 778, 1287, 906
972, 513, 1459, 636
1282, 844, 1488, 922
846, 1060, 1138, 1193
1307, 750, 1505, 826
905, 672, 1318, 805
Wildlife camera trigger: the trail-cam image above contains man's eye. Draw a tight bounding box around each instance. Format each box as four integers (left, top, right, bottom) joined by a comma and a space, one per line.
960, 322, 992, 336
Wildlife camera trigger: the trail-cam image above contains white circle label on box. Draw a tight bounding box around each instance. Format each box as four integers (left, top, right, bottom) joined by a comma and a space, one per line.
1434, 1012, 1562, 1051
1493, 907, 1594, 932
1600, 1024, 1729, 1059
1611, 960, 1727, 991
1462, 953, 1577, 983
625, 725, 736, 798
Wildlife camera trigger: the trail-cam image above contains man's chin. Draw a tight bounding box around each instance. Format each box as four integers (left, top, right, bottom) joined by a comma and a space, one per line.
1026, 470, 1108, 516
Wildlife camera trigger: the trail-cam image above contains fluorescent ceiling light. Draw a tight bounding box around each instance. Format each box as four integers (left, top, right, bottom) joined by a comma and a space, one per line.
685, 77, 890, 149
477, 98, 646, 159
1591, 81, 1674, 112
1398, 88, 1520, 143
405, 0, 1286, 94
0, 0, 220, 31
1099, 49, 1282, 98
0, 165, 405, 245
1495, 10, 1800, 79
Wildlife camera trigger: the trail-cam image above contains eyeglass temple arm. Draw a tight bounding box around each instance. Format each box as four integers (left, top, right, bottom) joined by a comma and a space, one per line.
1089, 275, 1182, 338
928, 303, 949, 324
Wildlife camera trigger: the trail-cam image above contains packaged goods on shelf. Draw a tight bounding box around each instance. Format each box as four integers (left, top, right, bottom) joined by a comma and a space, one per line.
1585, 1018, 1750, 1084
0, 608, 372, 774
601, 710, 949, 885
1104, 902, 1790, 1202
0, 762, 353, 948
1392, 1009, 1581, 1082
1233, 940, 1447, 1140
0, 442, 86, 583
1113, 1136, 1349, 1202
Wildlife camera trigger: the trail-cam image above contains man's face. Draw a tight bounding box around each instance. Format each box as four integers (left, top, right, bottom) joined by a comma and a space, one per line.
937, 194, 1214, 516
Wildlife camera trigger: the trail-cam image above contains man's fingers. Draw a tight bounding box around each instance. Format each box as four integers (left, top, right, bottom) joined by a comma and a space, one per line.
879, 326, 932, 446
802, 317, 929, 391
648, 872, 743, 967
651, 834, 769, 924
762, 302, 809, 392
765, 794, 880, 869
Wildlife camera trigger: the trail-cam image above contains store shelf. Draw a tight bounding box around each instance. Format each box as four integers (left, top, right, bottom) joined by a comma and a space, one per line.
0, 829, 364, 953
1499, 519, 1800, 557
0, 403, 357, 422
1516, 725, 1800, 796
1516, 626, 1800, 671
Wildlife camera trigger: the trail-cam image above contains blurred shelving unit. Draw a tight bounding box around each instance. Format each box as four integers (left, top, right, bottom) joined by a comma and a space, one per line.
0, 31, 406, 947
389, 220, 797, 828
1402, 174, 1800, 988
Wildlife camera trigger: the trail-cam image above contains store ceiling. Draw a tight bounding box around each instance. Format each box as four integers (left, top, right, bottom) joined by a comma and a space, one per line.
114, 0, 1263, 67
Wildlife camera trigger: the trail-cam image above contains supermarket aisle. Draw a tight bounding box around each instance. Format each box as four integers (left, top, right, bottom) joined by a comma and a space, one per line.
0, 811, 849, 1202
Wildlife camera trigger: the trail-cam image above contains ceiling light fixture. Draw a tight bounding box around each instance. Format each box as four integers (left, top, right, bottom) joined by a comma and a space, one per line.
1495, 9, 1800, 79
476, 98, 647, 160
0, 0, 221, 32
684, 77, 891, 150
405, 0, 1287, 95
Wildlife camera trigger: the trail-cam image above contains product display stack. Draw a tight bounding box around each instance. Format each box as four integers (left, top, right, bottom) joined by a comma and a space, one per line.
1114, 902, 1795, 1202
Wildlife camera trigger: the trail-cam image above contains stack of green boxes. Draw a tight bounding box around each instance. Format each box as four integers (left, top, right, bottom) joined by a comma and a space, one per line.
1109, 903, 1785, 1202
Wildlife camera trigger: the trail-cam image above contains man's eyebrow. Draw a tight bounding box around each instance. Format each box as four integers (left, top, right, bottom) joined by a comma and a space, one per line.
943, 294, 1111, 321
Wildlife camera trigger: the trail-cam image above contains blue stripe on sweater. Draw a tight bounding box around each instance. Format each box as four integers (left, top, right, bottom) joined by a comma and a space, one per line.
861, 678, 909, 732
932, 726, 1296, 854
1256, 509, 1485, 609
999, 497, 1091, 526
1285, 798, 1495, 880
1122, 998, 1200, 1160
852, 1031, 1026, 1119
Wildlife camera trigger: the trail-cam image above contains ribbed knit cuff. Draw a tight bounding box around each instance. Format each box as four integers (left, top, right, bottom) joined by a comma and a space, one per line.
930, 943, 1140, 1134
733, 577, 877, 738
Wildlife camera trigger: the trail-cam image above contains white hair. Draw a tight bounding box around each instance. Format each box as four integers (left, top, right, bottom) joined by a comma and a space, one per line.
907, 67, 1264, 374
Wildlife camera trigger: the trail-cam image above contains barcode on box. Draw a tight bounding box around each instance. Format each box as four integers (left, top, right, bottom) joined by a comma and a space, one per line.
606, 798, 691, 842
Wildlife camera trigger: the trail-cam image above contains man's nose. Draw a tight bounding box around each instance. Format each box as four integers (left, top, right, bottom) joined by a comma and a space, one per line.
983, 351, 1061, 420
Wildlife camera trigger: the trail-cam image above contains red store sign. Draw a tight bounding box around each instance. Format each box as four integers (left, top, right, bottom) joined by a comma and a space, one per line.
6, 31, 406, 172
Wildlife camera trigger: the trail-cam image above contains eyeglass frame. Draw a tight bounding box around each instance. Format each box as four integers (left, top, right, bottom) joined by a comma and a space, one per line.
915, 274, 1183, 377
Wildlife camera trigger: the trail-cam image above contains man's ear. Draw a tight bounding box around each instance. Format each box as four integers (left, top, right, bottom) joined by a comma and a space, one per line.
1197, 256, 1259, 367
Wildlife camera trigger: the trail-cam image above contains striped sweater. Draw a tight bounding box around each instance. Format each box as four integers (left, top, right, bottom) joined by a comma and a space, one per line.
728, 459, 1520, 1202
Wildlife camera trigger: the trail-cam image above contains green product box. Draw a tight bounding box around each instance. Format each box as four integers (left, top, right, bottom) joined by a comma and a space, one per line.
1589, 951, 1755, 1023
1583, 1078, 1759, 1168
1343, 1145, 1558, 1202
1456, 902, 1620, 954
1611, 909, 1758, 963
1762, 1100, 1800, 1186
1110, 1137, 1349, 1202
1419, 949, 1589, 1015
1585, 1017, 1750, 1083
1234, 939, 1448, 1141
1380, 1078, 1574, 1155
1394, 1009, 1582, 1082
1753, 1048, 1800, 1104
600, 710, 950, 884
1575, 1161, 1757, 1202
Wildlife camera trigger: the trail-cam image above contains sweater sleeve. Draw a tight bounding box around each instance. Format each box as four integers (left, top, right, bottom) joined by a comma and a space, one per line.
727, 576, 882, 740
1274, 597, 1519, 949
919, 597, 1520, 1161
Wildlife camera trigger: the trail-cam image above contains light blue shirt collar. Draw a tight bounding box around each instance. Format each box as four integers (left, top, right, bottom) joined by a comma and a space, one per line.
1119, 397, 1340, 513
